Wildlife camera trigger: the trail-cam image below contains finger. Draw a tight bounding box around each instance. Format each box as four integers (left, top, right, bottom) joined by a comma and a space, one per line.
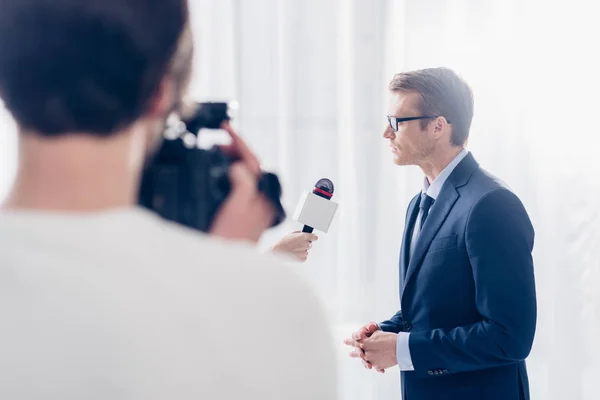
353, 325, 372, 340
295, 243, 310, 252
352, 328, 368, 341
344, 338, 361, 347
377, 369, 385, 374
349, 349, 365, 359
217, 142, 243, 161
227, 162, 258, 195
366, 322, 380, 334
362, 352, 371, 363
299, 233, 318, 242
362, 359, 373, 369
219, 121, 261, 175
219, 144, 260, 176
227, 162, 254, 190
221, 123, 257, 169
365, 330, 380, 341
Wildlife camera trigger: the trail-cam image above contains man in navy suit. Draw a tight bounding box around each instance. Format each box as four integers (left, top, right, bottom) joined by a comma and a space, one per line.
344, 67, 536, 400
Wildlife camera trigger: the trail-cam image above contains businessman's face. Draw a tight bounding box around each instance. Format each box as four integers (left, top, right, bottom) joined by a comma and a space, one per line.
383, 91, 436, 166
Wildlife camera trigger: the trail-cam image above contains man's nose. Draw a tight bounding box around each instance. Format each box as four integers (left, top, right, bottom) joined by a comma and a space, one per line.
383, 125, 394, 139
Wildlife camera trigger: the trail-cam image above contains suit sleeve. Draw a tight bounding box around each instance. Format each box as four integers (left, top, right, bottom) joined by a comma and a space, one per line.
408, 188, 537, 377
379, 310, 405, 333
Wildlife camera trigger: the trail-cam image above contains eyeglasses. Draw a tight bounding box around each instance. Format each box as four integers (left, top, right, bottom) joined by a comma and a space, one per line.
386, 115, 450, 132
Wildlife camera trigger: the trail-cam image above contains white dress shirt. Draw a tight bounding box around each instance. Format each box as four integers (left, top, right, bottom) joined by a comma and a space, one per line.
397, 148, 469, 371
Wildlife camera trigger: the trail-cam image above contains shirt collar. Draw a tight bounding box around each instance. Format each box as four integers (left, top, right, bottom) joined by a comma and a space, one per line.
423, 148, 469, 200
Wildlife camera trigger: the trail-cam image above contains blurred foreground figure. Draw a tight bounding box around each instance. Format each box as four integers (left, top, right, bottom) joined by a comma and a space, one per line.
0, 1, 336, 399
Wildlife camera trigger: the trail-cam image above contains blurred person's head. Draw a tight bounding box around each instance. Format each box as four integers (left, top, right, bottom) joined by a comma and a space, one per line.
0, 0, 193, 210
383, 67, 473, 172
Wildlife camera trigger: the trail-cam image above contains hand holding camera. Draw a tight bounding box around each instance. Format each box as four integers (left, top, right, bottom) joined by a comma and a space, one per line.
209, 121, 276, 242
138, 102, 286, 242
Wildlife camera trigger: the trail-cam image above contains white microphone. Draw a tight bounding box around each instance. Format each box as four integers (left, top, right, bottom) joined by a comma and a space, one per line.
292, 178, 338, 233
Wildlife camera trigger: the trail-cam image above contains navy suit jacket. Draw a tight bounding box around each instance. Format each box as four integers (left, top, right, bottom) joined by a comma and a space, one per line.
379, 153, 537, 400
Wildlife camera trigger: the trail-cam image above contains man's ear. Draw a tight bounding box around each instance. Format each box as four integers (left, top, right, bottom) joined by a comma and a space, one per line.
432, 116, 448, 139
147, 77, 176, 119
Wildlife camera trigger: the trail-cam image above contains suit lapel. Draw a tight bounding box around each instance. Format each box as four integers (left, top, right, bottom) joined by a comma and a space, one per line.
400, 194, 420, 283
402, 184, 459, 292
400, 153, 480, 296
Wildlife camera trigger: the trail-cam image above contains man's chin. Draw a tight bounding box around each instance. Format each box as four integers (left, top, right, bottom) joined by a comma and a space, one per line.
392, 155, 410, 166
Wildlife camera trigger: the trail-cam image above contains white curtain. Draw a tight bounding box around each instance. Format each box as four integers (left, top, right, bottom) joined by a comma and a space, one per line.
2, 0, 599, 398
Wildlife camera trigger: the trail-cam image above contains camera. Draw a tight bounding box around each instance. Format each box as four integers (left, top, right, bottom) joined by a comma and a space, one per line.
138, 102, 286, 233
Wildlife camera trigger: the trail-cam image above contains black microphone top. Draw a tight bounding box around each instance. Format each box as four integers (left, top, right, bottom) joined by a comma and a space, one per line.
315, 178, 334, 194
313, 178, 334, 200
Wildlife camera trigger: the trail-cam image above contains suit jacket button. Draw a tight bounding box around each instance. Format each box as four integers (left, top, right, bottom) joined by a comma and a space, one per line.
443, 369, 449, 374
428, 370, 433, 375
434, 370, 440, 375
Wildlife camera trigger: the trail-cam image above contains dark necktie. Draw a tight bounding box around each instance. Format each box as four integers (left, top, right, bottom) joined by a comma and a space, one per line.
419, 193, 434, 230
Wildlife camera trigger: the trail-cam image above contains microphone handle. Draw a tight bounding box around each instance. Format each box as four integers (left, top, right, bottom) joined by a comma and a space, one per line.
302, 225, 314, 233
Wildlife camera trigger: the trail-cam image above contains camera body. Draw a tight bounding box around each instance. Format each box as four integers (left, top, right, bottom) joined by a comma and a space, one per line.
138, 102, 286, 233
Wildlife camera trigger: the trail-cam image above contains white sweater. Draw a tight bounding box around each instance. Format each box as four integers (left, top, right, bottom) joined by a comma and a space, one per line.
0, 207, 337, 399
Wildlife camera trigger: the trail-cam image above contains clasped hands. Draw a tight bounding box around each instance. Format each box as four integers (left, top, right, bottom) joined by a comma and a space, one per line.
344, 322, 398, 373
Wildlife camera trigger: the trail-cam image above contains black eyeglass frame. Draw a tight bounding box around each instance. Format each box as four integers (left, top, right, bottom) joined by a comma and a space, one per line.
386, 115, 451, 132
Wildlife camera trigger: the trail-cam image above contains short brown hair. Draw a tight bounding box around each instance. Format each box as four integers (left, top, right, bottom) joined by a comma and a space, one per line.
389, 67, 474, 146
0, 0, 189, 137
